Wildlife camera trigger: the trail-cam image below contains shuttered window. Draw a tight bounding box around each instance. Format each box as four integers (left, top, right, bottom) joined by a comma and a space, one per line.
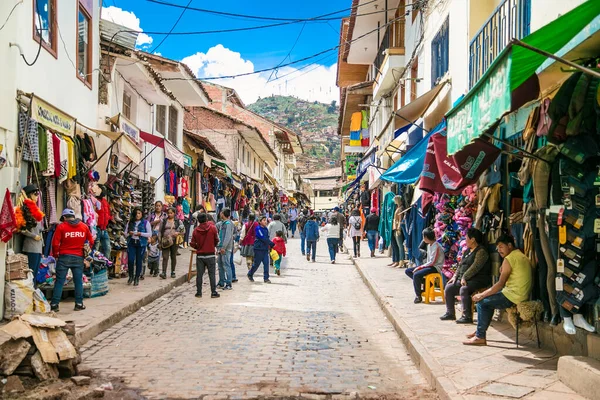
168, 106, 178, 144
431, 17, 449, 87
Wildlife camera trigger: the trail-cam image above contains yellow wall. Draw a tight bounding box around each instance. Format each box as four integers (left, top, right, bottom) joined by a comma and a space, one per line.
469, 0, 503, 41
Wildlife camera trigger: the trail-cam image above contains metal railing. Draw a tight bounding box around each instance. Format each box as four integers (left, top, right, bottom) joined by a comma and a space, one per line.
373, 19, 406, 77
469, 0, 531, 88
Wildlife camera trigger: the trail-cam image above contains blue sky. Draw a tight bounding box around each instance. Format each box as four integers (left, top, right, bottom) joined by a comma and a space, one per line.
102, 0, 350, 104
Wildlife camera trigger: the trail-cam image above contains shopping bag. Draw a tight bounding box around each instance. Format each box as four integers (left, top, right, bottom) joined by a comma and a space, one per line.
270, 249, 280, 262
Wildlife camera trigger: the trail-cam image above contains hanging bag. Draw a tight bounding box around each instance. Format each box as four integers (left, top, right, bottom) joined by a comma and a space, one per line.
160, 220, 174, 249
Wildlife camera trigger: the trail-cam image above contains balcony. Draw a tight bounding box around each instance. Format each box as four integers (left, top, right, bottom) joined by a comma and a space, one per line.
469, 0, 531, 88
372, 19, 406, 99
284, 154, 296, 168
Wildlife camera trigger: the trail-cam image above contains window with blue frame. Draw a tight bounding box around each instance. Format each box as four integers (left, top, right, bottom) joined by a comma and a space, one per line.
431, 17, 449, 88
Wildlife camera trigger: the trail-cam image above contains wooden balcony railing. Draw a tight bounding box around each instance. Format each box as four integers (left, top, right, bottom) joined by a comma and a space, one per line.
374, 19, 406, 76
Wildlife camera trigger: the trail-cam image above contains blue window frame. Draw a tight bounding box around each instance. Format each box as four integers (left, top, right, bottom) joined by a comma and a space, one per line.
431, 17, 449, 88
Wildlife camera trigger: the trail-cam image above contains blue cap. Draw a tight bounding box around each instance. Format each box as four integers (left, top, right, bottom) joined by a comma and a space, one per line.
61, 208, 76, 220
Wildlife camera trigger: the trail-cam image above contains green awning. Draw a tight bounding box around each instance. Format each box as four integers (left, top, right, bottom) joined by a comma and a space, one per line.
211, 159, 232, 178
446, 0, 600, 155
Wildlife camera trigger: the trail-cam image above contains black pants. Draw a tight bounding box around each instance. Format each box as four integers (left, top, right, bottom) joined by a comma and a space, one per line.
196, 256, 217, 295
444, 280, 489, 318
405, 266, 437, 297
352, 236, 361, 257
162, 245, 178, 275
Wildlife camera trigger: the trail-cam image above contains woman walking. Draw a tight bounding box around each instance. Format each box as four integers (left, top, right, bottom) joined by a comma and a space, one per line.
159, 207, 184, 279
240, 213, 258, 270
248, 216, 274, 283
321, 217, 340, 264
126, 208, 152, 286
347, 209, 363, 258
364, 208, 380, 258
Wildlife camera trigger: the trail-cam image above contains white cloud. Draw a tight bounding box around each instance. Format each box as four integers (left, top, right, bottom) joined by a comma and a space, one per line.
101, 6, 153, 48
181, 45, 338, 105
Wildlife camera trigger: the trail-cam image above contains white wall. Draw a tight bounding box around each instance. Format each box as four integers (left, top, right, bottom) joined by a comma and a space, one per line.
529, 0, 587, 33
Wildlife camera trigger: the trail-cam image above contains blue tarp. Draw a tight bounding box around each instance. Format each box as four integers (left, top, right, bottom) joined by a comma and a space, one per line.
380, 121, 445, 184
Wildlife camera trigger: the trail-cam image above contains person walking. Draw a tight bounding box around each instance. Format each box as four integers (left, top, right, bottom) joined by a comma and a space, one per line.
321, 217, 341, 264
440, 228, 492, 323
360, 183, 371, 216
126, 207, 152, 286
304, 215, 319, 262
347, 209, 363, 258
333, 207, 346, 252
289, 205, 299, 238
298, 209, 309, 255
240, 213, 258, 270
190, 213, 220, 298
159, 207, 184, 279
50, 209, 94, 312
216, 208, 235, 290
389, 196, 406, 268
248, 216, 274, 283
149, 201, 166, 234
147, 234, 161, 277
268, 214, 288, 240
95, 189, 111, 258
272, 231, 287, 276
364, 208, 380, 257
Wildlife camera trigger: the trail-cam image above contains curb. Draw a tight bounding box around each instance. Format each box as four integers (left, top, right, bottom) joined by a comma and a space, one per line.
75, 274, 188, 346
347, 251, 462, 400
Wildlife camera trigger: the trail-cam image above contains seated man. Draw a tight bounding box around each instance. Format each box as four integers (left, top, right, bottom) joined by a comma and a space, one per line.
440, 228, 492, 324
463, 234, 533, 346
405, 228, 445, 304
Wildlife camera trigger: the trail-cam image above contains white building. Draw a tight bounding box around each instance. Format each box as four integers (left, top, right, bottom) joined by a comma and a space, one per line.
303, 168, 342, 212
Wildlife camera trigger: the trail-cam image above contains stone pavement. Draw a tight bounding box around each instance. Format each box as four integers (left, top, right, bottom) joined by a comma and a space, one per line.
343, 237, 587, 400
79, 237, 437, 400
54, 250, 193, 346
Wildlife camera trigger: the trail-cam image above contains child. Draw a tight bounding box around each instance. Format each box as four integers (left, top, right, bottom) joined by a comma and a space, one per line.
148, 234, 161, 277
272, 230, 287, 276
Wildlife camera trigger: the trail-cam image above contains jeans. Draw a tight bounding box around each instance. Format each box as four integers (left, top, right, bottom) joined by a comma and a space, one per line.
351, 236, 361, 257
196, 256, 217, 295
290, 220, 297, 236
405, 266, 438, 297
127, 242, 146, 278
24, 252, 42, 281
444, 280, 489, 318
218, 250, 233, 287
300, 231, 306, 255
390, 231, 401, 262
51, 255, 84, 306
326, 238, 339, 261
162, 244, 178, 275
249, 250, 270, 281
366, 230, 378, 252
306, 240, 317, 261
475, 292, 514, 339
95, 229, 111, 257
229, 250, 236, 280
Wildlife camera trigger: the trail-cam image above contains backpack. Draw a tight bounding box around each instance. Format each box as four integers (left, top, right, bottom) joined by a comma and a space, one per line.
298, 215, 308, 230
352, 217, 361, 230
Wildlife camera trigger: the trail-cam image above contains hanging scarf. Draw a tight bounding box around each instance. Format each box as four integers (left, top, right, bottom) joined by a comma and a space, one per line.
0, 189, 17, 242
15, 198, 45, 230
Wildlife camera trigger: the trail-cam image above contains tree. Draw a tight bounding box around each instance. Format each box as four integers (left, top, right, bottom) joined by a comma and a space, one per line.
327, 100, 337, 114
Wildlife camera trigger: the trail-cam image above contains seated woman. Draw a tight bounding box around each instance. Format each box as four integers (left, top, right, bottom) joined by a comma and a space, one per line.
405, 228, 445, 304
440, 228, 492, 324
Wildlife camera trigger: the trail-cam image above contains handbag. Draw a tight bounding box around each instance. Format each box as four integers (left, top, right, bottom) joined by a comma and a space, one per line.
160, 220, 175, 249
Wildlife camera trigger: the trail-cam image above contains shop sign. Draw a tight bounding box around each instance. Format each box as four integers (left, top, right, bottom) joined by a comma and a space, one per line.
31, 96, 75, 136
119, 114, 140, 143
446, 55, 511, 155
345, 154, 361, 177
183, 154, 193, 168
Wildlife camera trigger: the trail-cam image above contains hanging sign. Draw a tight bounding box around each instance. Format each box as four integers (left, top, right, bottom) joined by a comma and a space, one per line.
183, 154, 193, 168
118, 114, 140, 143
31, 96, 75, 136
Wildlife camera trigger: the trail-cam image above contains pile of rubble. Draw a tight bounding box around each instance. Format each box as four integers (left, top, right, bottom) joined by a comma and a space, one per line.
0, 314, 91, 396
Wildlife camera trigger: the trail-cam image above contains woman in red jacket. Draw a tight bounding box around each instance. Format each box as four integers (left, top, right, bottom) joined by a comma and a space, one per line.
95, 189, 112, 257
239, 213, 258, 270
50, 208, 94, 312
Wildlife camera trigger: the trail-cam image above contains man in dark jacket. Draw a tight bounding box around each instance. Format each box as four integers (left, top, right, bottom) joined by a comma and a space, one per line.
303, 216, 320, 262
190, 213, 220, 298
360, 184, 371, 216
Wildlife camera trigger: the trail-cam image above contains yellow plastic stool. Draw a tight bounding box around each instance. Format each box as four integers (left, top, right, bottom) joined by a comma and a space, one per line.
422, 273, 445, 304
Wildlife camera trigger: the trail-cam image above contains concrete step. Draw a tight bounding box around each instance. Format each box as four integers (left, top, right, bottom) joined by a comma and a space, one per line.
557, 355, 600, 400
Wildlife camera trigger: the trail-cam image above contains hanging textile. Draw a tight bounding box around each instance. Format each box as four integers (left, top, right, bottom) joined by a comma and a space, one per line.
378, 191, 396, 248
42, 129, 55, 176
18, 112, 40, 163
0, 189, 17, 242
165, 140, 184, 168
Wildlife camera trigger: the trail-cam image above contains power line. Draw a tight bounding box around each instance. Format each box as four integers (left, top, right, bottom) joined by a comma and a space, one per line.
0, 0, 22, 32
266, 22, 307, 84
150, 0, 193, 53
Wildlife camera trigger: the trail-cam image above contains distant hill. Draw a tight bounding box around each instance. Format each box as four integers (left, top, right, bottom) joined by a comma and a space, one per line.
248, 96, 340, 173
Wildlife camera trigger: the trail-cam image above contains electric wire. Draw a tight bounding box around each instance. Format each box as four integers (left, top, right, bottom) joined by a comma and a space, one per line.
0, 0, 22, 32
150, 0, 193, 54
17, 1, 43, 66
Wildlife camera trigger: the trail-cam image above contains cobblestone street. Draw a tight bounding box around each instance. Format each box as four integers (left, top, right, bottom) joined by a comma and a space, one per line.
80, 238, 436, 399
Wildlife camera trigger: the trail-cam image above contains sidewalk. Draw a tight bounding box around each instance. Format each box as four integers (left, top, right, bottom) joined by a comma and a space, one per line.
55, 249, 195, 346
343, 237, 586, 400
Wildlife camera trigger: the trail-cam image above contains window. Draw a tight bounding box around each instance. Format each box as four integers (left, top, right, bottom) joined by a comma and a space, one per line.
122, 91, 132, 119
156, 105, 166, 134
253, 157, 256, 175
431, 17, 449, 87
33, 0, 57, 57
320, 190, 334, 198
76, 3, 92, 86
168, 106, 178, 144
400, 83, 406, 107
410, 58, 418, 102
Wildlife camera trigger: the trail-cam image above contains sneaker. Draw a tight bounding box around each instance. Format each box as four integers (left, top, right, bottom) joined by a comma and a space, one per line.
413, 297, 422, 304
247, 275, 254, 282
456, 316, 474, 324
306, 254, 310, 261
211, 292, 220, 298
170, 273, 176, 278
74, 304, 86, 311
160, 273, 167, 279
217, 284, 225, 289
223, 286, 232, 290
264, 279, 272, 283
302, 253, 305, 256
232, 279, 238, 283
276, 269, 280, 276
195, 293, 202, 298
331, 260, 335, 264
440, 312, 456, 321
51, 304, 59, 312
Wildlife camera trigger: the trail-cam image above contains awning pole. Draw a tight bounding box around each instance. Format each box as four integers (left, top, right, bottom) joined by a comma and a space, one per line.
124, 140, 162, 175
117, 161, 133, 176
481, 132, 549, 163
83, 132, 125, 175
512, 39, 600, 80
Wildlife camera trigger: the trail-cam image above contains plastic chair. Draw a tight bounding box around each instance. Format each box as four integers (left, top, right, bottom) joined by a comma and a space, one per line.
422, 273, 445, 304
